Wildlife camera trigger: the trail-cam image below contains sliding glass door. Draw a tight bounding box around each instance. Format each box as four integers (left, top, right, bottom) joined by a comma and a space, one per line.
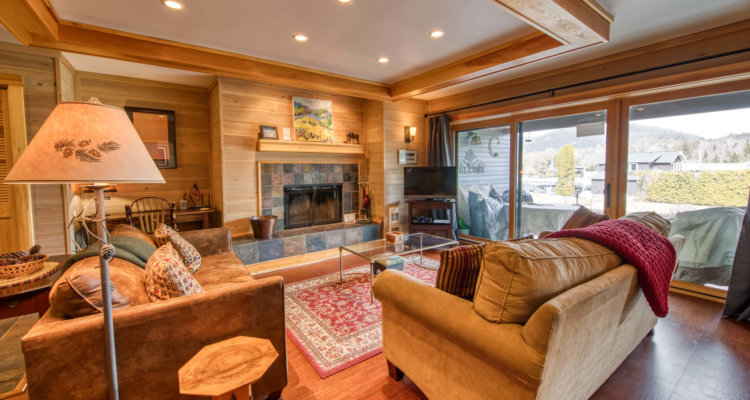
455, 125, 512, 240
625, 89, 750, 291
516, 110, 608, 237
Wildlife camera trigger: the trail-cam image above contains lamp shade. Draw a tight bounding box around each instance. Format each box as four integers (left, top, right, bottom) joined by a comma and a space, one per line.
4, 101, 165, 184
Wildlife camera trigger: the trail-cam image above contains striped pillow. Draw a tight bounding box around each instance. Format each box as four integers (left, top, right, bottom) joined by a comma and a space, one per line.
436, 244, 487, 299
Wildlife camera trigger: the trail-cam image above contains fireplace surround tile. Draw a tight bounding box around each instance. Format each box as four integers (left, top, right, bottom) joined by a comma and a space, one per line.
325, 230, 346, 250
234, 241, 259, 265
346, 227, 362, 245
306, 232, 326, 253
259, 239, 284, 262
259, 162, 359, 231
283, 236, 306, 257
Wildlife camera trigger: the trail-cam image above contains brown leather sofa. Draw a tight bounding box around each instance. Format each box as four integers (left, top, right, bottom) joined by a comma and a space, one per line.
21, 228, 287, 400
374, 237, 659, 400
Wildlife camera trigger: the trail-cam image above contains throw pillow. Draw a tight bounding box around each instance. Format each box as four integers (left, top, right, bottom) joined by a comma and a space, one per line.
560, 206, 609, 230
436, 243, 487, 299
621, 212, 671, 238
50, 258, 151, 318
154, 224, 202, 273
473, 238, 622, 324
145, 243, 203, 301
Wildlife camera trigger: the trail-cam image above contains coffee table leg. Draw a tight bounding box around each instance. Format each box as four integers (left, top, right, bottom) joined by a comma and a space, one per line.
232, 384, 252, 400
370, 261, 374, 302
339, 247, 343, 283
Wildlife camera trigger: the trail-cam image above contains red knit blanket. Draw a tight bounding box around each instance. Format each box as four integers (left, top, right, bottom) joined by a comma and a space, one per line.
547, 219, 676, 317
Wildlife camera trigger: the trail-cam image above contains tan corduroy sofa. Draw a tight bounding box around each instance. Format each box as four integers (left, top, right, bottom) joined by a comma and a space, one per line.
21, 227, 287, 400
373, 237, 659, 400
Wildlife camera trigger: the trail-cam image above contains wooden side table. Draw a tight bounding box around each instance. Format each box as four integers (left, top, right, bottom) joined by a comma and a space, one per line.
179, 336, 279, 400
0, 262, 62, 320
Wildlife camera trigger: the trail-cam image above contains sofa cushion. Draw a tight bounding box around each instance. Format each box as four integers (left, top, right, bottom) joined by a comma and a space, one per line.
192, 252, 254, 290
560, 206, 609, 230
49, 257, 150, 318
154, 224, 201, 273
145, 243, 203, 301
473, 238, 623, 324
111, 224, 157, 247
436, 243, 486, 299
621, 211, 671, 237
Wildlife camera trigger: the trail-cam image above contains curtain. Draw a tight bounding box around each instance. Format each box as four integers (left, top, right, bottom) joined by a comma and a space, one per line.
723, 188, 750, 321
428, 114, 453, 167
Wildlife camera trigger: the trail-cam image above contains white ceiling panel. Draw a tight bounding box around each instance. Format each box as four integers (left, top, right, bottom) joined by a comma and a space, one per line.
49, 0, 534, 83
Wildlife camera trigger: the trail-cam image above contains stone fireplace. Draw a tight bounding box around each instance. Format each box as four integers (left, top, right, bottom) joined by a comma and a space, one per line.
260, 162, 358, 230
284, 184, 342, 229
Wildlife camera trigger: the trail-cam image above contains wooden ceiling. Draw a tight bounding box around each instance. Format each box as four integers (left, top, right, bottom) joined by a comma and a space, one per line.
0, 0, 612, 101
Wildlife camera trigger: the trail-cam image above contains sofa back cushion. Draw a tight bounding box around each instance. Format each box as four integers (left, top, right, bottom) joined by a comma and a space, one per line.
560, 206, 609, 230
111, 224, 157, 247
621, 211, 671, 237
473, 238, 623, 324
50, 258, 151, 318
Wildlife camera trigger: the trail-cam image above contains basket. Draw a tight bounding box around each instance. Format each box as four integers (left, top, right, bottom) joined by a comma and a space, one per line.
0, 254, 49, 279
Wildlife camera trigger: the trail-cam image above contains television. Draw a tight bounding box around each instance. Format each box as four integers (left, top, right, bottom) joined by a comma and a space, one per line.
404, 166, 457, 200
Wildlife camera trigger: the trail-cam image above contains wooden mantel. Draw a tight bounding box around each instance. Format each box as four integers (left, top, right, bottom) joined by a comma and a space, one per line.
256, 139, 364, 155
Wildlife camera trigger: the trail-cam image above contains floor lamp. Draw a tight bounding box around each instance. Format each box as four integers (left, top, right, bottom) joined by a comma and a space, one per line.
4, 99, 165, 400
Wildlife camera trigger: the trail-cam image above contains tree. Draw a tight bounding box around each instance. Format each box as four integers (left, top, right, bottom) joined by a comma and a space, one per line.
702, 150, 709, 162
556, 144, 575, 196
730, 153, 740, 163
745, 141, 750, 157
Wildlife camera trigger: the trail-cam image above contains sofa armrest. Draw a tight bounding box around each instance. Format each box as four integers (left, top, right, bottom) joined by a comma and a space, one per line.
373, 270, 545, 384
179, 227, 232, 256
22, 276, 286, 400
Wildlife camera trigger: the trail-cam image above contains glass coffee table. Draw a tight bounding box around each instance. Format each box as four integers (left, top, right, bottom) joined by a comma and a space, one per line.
339, 233, 458, 301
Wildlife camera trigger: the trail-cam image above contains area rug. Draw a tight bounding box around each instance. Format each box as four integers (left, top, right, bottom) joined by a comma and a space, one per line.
285, 254, 439, 378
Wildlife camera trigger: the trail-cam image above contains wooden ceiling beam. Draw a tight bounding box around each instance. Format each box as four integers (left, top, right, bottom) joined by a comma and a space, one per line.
492, 0, 611, 44
390, 32, 572, 101
0, 0, 59, 45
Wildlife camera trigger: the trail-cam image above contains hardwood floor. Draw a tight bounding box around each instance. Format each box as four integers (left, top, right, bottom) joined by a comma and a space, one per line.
262, 256, 750, 400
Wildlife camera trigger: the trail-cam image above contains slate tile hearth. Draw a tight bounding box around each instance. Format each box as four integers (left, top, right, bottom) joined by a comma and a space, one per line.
259, 162, 359, 231
233, 223, 379, 267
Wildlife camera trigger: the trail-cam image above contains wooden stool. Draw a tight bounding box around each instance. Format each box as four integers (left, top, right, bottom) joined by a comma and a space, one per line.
179, 336, 279, 400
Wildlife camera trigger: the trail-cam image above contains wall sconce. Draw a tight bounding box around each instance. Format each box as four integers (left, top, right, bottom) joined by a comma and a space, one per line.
404, 126, 417, 143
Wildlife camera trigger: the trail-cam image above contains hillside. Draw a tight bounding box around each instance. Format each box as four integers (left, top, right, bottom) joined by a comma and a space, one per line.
522, 124, 750, 176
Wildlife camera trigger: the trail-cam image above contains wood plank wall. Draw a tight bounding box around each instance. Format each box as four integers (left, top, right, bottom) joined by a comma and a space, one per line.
383, 100, 428, 231
211, 77, 366, 235
74, 72, 211, 217
364, 100, 384, 221
0, 44, 66, 255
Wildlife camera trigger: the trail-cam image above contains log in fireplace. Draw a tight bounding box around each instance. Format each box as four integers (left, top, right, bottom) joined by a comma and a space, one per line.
284, 184, 343, 229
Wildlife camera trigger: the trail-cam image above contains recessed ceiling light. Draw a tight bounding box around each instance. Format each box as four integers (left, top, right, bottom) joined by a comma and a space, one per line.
338, 0, 352, 4
430, 30, 445, 38
162, 0, 183, 10
377, 57, 389, 63
293, 34, 308, 42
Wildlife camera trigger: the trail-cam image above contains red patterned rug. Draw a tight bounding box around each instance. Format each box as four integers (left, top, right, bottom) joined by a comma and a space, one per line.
285, 254, 439, 378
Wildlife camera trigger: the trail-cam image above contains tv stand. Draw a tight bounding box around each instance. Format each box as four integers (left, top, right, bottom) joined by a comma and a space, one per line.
407, 200, 456, 240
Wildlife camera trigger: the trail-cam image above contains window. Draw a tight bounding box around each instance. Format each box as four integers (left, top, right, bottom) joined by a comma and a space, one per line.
455, 125, 511, 240
626, 89, 750, 290
516, 110, 608, 237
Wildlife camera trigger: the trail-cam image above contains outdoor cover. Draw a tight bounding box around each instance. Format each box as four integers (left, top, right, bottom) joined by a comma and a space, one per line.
723, 192, 750, 321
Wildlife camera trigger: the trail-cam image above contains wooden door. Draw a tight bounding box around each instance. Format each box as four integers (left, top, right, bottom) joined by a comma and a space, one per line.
0, 86, 33, 252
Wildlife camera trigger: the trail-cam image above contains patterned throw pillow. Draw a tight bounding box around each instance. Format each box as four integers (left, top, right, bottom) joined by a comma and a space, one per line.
436, 243, 487, 299
154, 224, 202, 273
560, 206, 609, 230
145, 243, 203, 301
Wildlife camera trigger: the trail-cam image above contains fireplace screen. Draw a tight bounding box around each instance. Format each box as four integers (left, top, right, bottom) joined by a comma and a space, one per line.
284, 184, 343, 229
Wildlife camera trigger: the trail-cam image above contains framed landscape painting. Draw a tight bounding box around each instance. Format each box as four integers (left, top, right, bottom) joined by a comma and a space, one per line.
293, 97, 333, 142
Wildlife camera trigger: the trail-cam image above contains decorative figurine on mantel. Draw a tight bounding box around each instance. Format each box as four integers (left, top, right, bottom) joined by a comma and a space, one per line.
346, 132, 360, 144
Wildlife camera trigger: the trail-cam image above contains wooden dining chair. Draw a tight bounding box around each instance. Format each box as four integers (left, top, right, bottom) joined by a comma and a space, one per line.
125, 197, 177, 234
